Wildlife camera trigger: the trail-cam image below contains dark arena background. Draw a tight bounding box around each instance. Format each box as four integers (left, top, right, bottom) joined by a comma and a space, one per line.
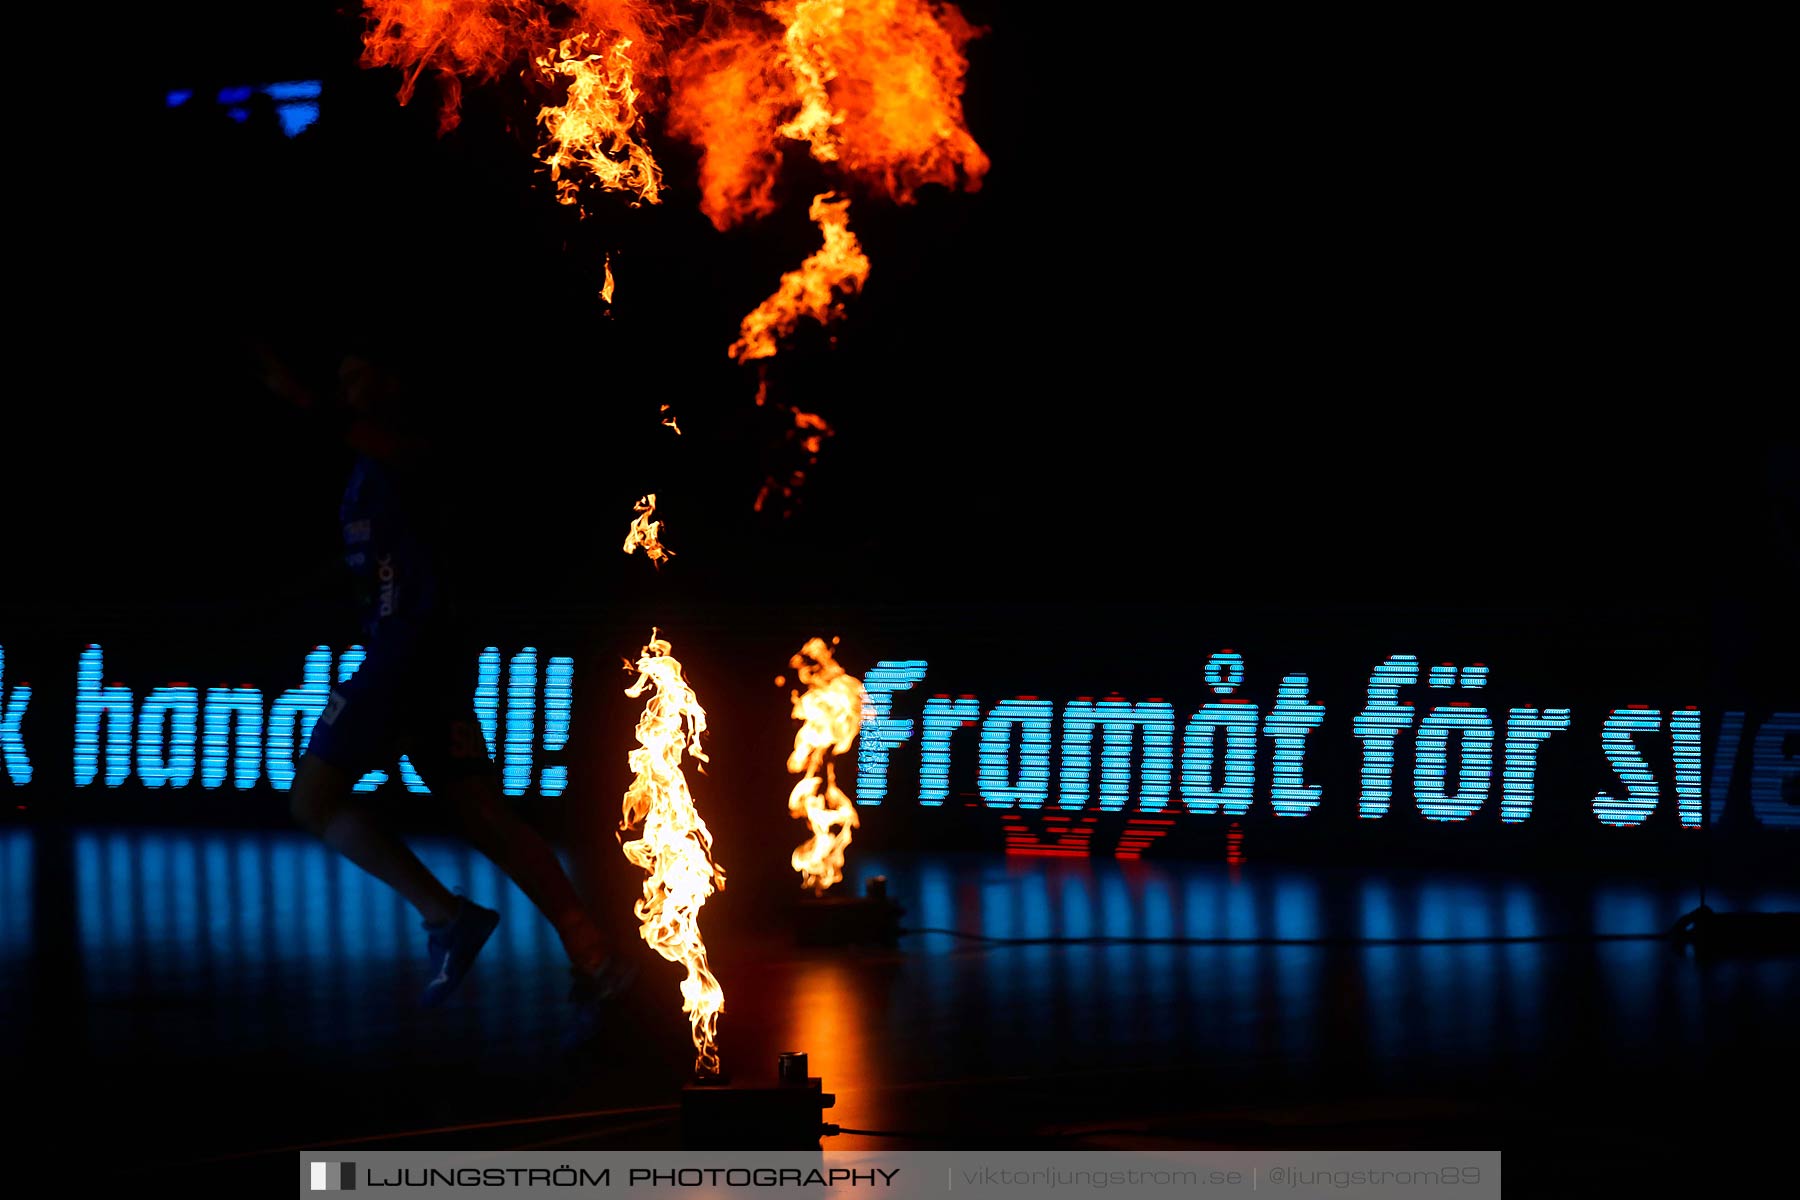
6, 3, 1795, 1194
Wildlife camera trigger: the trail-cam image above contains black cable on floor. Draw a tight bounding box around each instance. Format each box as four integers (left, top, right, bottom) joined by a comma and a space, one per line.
835, 1127, 954, 1140
900, 926, 1669, 946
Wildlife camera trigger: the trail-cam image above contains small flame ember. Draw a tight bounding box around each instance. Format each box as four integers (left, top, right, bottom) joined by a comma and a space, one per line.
600, 253, 616, 303
623, 493, 672, 566
751, 405, 831, 515
792, 409, 828, 457
785, 637, 864, 894
729, 193, 870, 362
621, 632, 727, 1076
536, 33, 664, 208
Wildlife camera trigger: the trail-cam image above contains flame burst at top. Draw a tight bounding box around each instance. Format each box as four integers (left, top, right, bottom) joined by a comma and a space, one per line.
784, 637, 865, 894
360, 0, 538, 134
675, 0, 988, 362
362, 0, 988, 358
361, 0, 988, 521
669, 0, 990, 231
536, 32, 664, 208
621, 632, 727, 1076
362, 1, 669, 208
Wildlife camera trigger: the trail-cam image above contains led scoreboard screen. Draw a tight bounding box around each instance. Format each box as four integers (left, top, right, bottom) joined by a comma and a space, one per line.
2, 622, 1794, 861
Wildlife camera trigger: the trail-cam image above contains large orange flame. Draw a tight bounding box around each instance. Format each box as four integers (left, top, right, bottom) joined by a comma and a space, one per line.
363, 1, 669, 202
621, 631, 727, 1076
729, 193, 870, 362
666, 24, 788, 232
785, 637, 864, 894
363, 0, 987, 370
771, 0, 990, 202
622, 493, 672, 566
536, 32, 664, 208
361, 0, 540, 134
667, 0, 988, 231
668, 0, 986, 514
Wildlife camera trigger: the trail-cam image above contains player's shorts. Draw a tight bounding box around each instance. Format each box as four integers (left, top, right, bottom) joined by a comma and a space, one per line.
305, 628, 495, 787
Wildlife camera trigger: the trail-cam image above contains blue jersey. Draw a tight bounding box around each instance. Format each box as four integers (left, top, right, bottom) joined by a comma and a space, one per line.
308, 454, 491, 783
339, 454, 443, 644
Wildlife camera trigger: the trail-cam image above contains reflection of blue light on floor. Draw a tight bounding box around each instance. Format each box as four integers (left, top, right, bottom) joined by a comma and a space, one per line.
1061, 875, 1092, 938
1100, 872, 1133, 938
15, 826, 1798, 1078
1419, 882, 1494, 939
1019, 870, 1054, 939
1141, 876, 1173, 938
980, 873, 1013, 939
1594, 885, 1659, 936
235, 836, 263, 972
1, 829, 30, 960
63, 830, 1746, 969
204, 837, 230, 963
61, 828, 581, 1056
1273, 873, 1319, 939
1223, 876, 1256, 937
1504, 881, 1539, 937
1361, 878, 1397, 939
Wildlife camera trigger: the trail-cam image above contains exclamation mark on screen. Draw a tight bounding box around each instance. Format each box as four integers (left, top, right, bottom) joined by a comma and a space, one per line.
504, 648, 538, 797
539, 656, 574, 797
475, 647, 501, 757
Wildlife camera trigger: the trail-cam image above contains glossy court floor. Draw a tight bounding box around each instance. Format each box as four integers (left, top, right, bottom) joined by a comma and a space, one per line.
5, 826, 1795, 1188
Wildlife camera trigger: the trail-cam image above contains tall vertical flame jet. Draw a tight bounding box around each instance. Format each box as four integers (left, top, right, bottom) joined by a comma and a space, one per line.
621, 632, 726, 1076
784, 637, 865, 894
355, 0, 988, 1069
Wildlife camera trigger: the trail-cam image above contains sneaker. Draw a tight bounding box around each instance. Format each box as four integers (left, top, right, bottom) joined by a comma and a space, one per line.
419, 897, 502, 1008
560, 954, 641, 1054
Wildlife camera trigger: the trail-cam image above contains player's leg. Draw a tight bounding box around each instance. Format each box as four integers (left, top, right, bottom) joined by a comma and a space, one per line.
299, 649, 500, 1007
415, 711, 638, 1048
425, 713, 612, 973
442, 772, 614, 971
289, 751, 459, 926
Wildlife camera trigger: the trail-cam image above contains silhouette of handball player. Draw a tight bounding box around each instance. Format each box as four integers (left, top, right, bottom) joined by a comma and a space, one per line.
270, 339, 635, 1050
